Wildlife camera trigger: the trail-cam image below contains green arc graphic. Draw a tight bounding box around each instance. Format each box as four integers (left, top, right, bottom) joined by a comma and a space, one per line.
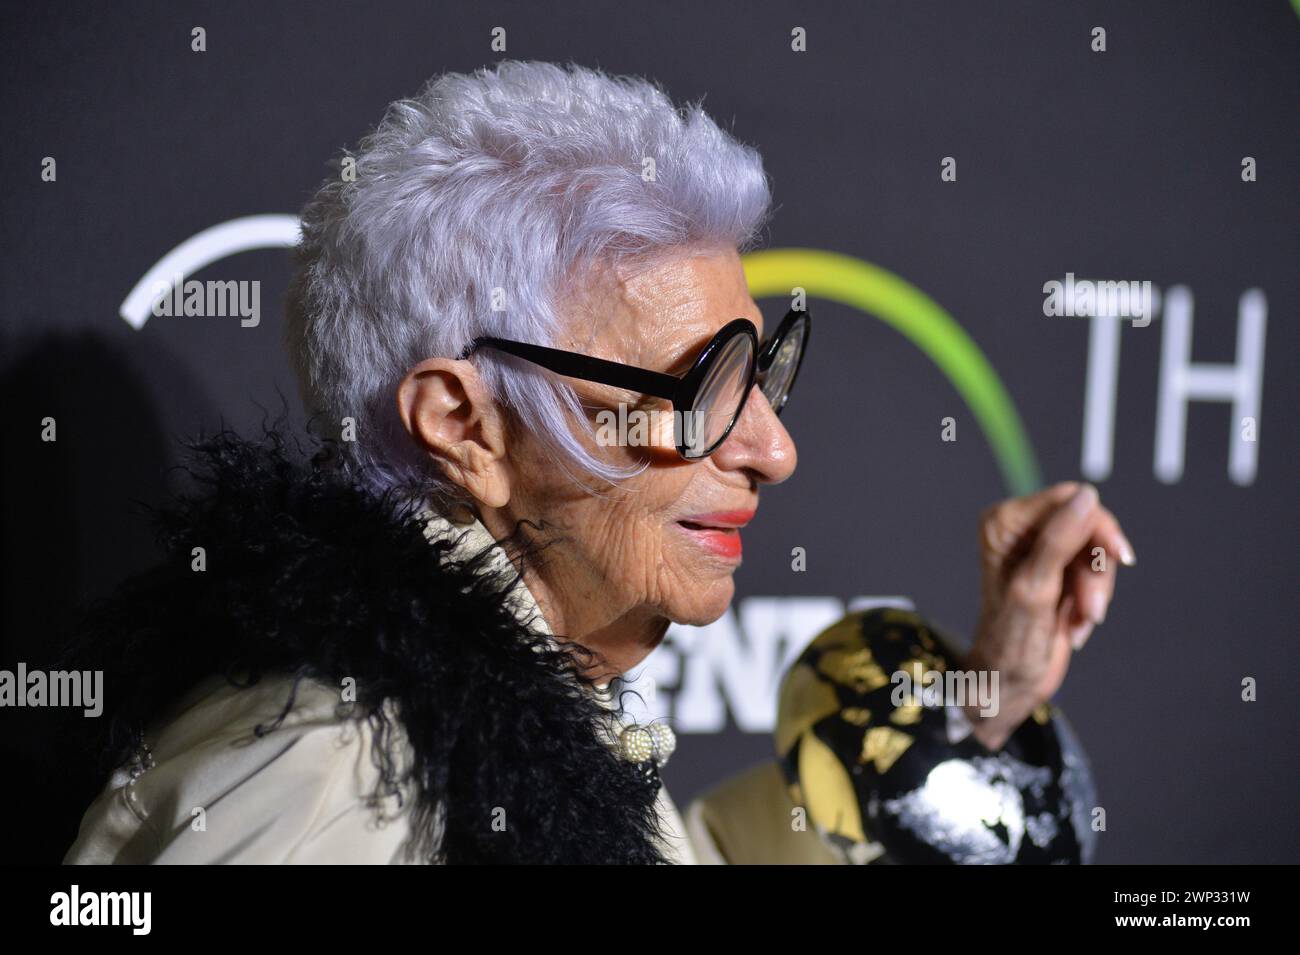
742, 248, 1040, 495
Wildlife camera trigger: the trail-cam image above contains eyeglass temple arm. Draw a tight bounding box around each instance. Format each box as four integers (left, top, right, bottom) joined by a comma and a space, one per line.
461, 337, 680, 401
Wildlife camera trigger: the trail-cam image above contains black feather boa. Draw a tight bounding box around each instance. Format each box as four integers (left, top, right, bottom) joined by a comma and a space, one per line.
60, 429, 668, 864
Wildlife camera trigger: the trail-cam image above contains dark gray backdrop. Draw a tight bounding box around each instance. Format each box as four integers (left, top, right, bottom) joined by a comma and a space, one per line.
2, 0, 1297, 864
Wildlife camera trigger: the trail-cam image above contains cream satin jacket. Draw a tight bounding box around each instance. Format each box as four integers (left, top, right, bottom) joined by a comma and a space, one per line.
64, 510, 702, 865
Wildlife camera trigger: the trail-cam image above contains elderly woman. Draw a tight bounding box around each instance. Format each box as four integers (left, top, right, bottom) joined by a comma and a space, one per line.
63, 60, 1131, 865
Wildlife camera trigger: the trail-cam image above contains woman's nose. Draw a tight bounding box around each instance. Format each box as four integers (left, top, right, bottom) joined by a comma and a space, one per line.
709, 387, 798, 484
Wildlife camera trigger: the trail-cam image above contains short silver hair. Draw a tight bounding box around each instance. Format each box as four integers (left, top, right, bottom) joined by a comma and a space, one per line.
285, 59, 773, 507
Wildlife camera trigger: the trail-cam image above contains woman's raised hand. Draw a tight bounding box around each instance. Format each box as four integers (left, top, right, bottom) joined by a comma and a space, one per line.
962, 481, 1135, 750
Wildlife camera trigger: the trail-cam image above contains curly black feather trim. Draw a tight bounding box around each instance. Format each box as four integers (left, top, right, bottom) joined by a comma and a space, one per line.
57, 427, 668, 864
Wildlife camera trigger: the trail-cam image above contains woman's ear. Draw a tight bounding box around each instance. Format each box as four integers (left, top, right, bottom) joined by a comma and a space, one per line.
396, 358, 512, 508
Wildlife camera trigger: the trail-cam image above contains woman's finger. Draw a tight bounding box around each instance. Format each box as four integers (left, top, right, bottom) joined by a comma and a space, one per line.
1057, 592, 1093, 651
1067, 546, 1116, 628
980, 481, 1080, 567
1021, 484, 1102, 596
1089, 505, 1137, 568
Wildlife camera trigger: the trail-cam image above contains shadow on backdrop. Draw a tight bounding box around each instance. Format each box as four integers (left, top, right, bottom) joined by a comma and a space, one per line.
1, 333, 175, 864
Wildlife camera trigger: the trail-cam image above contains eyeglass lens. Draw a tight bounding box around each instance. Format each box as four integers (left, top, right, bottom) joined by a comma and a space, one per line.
684, 332, 754, 456
759, 315, 807, 414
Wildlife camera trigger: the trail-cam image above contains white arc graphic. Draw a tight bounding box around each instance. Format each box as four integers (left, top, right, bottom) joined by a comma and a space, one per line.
119, 214, 301, 329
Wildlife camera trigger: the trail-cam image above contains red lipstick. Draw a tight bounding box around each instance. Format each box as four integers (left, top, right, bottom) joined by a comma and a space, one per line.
676, 510, 755, 561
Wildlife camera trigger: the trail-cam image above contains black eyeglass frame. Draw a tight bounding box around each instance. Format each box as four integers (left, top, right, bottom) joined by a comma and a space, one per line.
458, 306, 811, 459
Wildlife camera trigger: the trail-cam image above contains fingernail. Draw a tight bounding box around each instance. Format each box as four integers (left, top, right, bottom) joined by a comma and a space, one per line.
1118, 535, 1137, 566
1070, 621, 1095, 651
1069, 483, 1098, 516
1086, 591, 1107, 625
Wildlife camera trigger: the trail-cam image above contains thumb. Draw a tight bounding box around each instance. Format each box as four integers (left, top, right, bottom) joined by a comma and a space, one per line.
1024, 484, 1100, 592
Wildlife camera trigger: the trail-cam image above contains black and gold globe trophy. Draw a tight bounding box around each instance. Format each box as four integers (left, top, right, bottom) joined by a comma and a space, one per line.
776, 608, 1098, 864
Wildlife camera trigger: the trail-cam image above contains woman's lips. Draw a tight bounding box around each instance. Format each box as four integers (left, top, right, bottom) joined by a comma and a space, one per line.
675, 510, 755, 561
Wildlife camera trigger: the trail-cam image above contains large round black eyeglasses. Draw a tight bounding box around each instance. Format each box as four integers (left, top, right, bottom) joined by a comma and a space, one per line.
458, 307, 811, 459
